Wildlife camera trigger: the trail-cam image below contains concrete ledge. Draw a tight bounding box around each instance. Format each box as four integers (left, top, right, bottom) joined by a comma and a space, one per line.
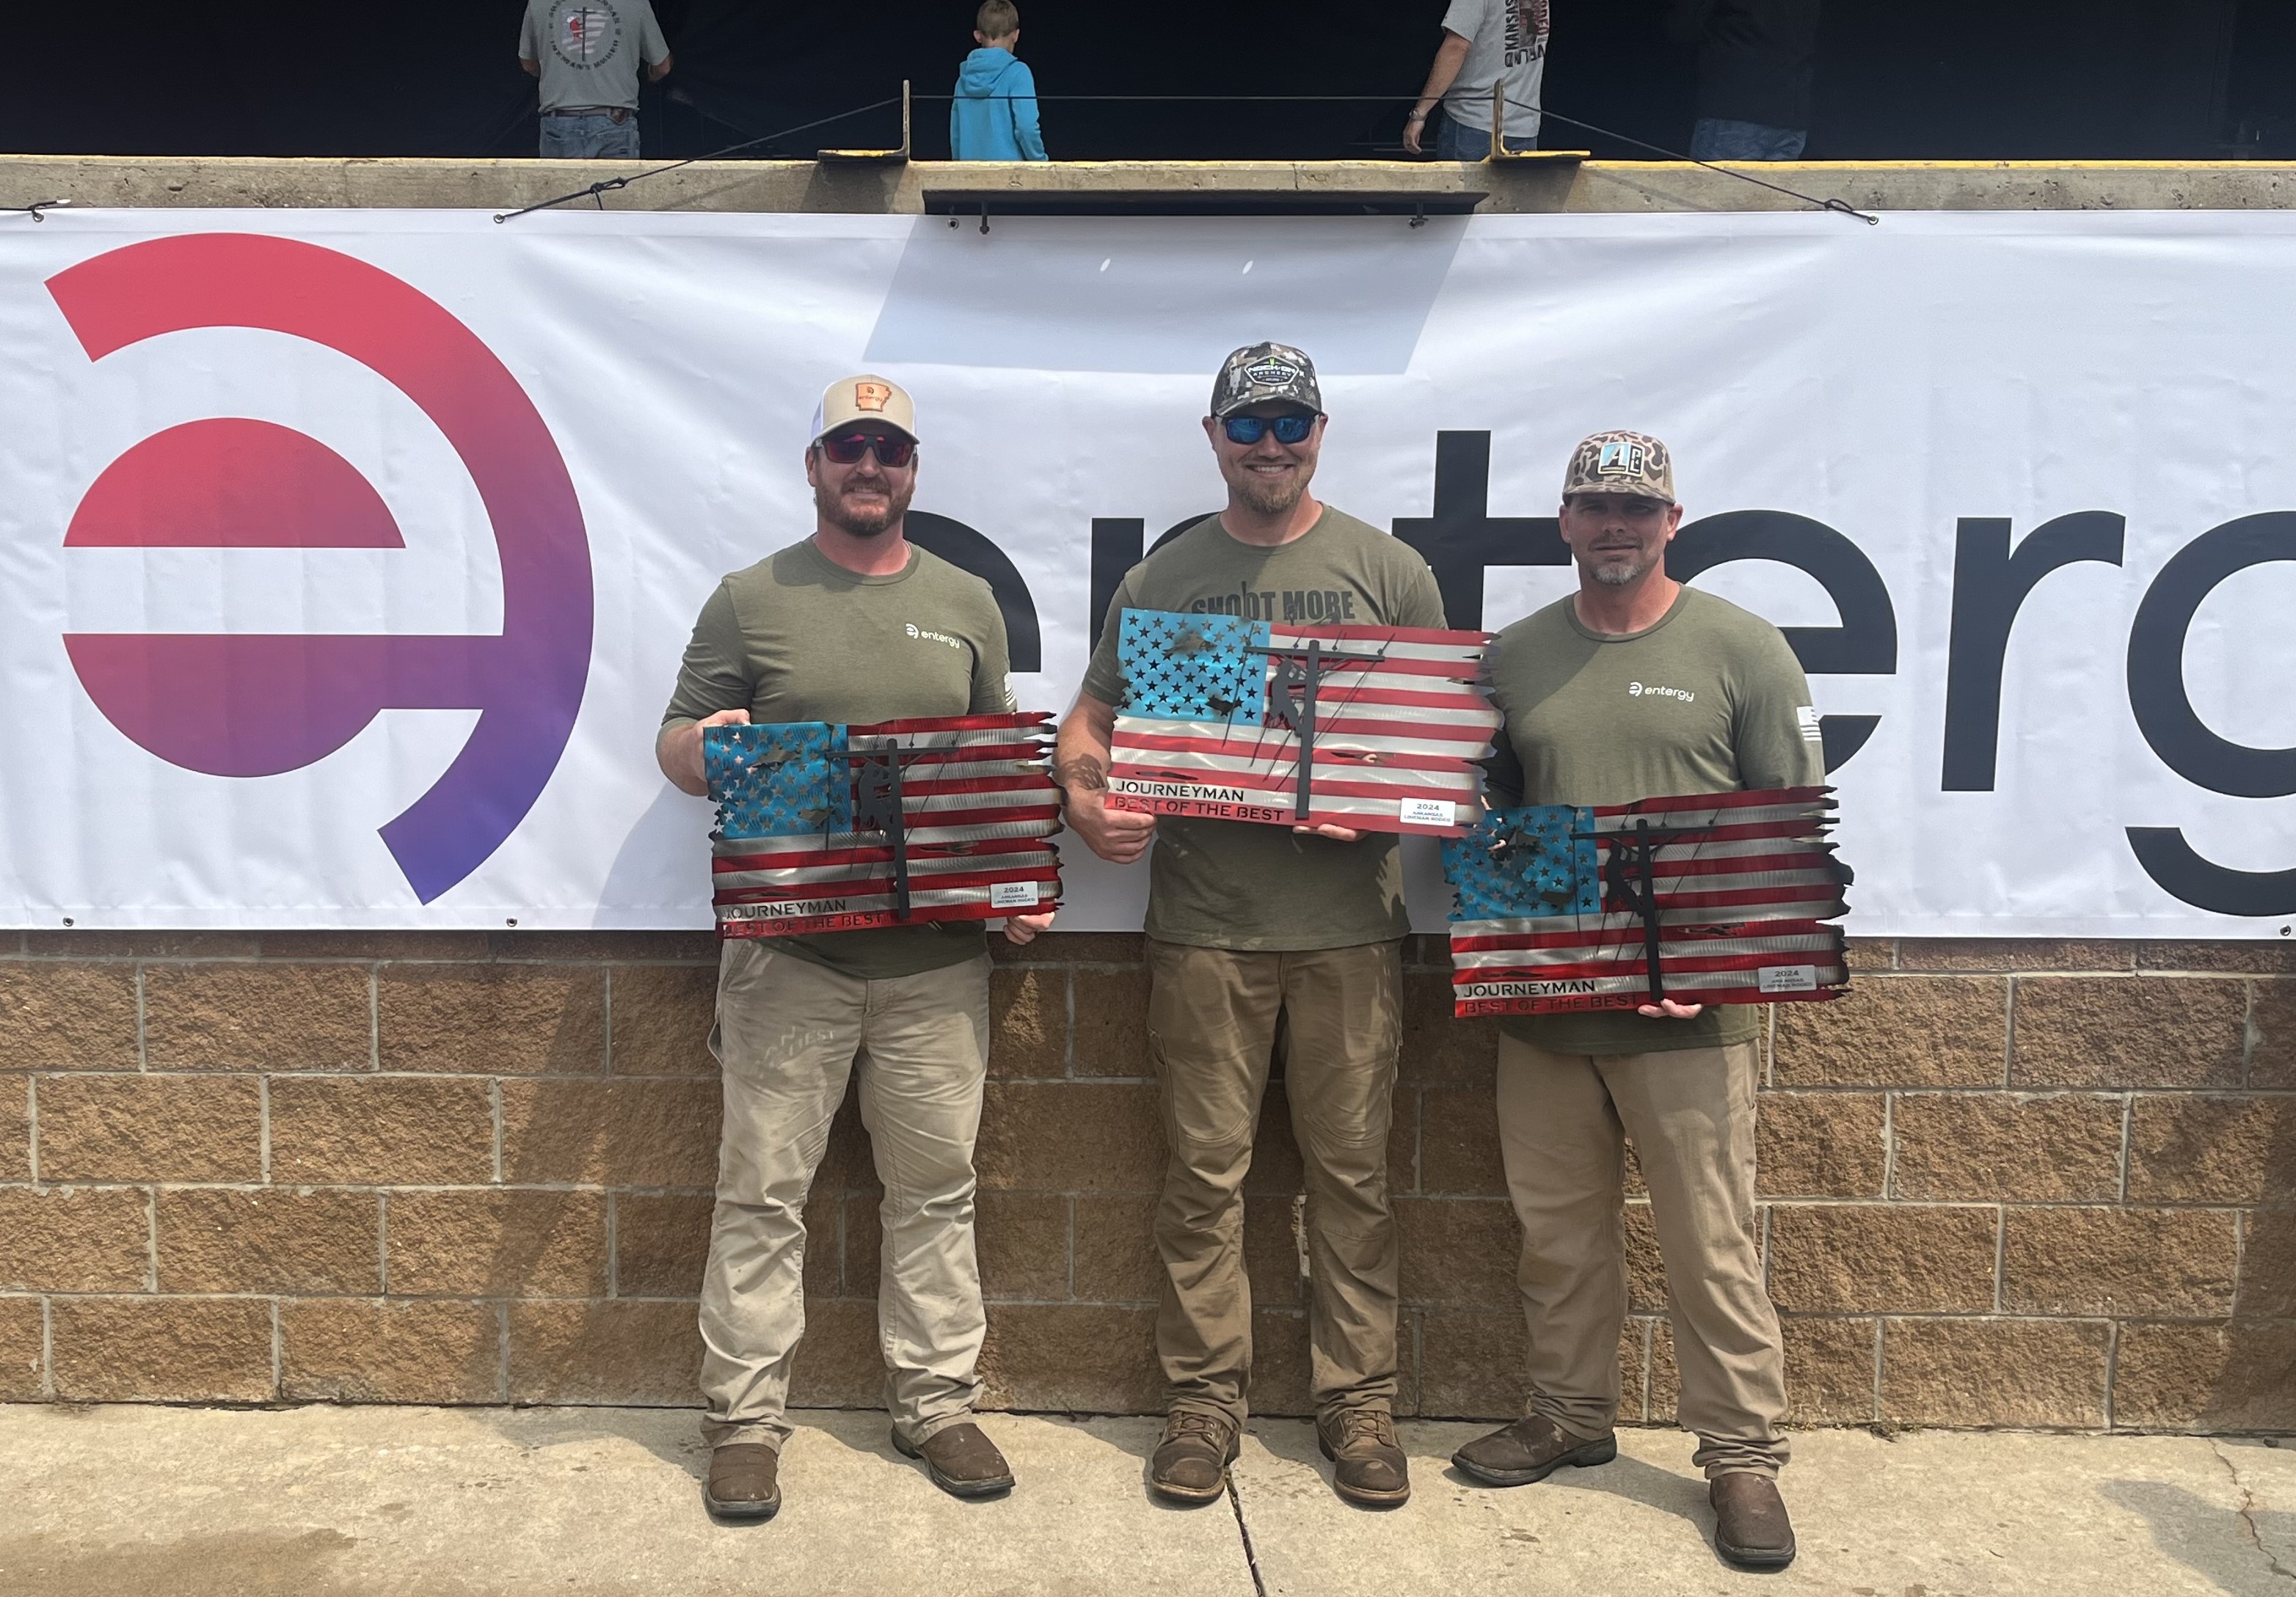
1, 154, 2293, 215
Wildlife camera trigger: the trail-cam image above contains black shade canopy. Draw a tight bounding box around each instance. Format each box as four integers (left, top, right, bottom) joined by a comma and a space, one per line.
1, 0, 2283, 162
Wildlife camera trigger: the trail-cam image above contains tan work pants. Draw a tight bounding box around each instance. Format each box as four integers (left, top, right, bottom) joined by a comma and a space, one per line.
1495, 1033, 1789, 1477
1147, 938, 1404, 1429
699, 942, 991, 1452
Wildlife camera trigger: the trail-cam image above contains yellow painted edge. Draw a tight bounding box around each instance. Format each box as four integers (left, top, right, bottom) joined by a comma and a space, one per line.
900, 158, 2291, 173
1581, 159, 2293, 172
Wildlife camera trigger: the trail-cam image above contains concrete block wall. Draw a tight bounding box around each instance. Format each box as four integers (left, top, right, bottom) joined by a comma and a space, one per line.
1, 928, 2289, 1432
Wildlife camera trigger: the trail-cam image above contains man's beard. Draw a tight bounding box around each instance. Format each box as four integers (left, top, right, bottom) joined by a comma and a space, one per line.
1231, 463, 1311, 518
1589, 553, 1652, 586
817, 474, 912, 537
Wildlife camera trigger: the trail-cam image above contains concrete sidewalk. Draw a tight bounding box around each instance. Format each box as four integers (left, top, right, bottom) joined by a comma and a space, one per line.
1, 1406, 2289, 1597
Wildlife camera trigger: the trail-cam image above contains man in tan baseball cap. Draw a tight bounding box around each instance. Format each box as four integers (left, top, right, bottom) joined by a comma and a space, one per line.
810, 373, 920, 450
658, 373, 1051, 1521
1451, 428, 1818, 1571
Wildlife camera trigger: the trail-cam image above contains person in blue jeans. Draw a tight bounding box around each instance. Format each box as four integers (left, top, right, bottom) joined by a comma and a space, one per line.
950, 0, 1047, 161
1405, 0, 1550, 159
519, 0, 673, 159
1669, 0, 1820, 160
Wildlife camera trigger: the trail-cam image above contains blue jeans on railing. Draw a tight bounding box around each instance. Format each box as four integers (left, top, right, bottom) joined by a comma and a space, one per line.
1688, 118, 1807, 161
539, 111, 642, 159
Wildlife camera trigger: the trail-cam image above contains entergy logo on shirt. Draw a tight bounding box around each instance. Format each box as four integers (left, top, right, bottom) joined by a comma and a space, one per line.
905, 623, 966, 651
1627, 681, 1695, 704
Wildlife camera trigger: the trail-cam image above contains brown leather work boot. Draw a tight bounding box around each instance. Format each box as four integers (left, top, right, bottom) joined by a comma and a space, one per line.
894, 1421, 1016, 1499
1450, 1414, 1619, 1486
1317, 1408, 1410, 1507
1710, 1472, 1796, 1568
1149, 1411, 1239, 1505
703, 1443, 781, 1521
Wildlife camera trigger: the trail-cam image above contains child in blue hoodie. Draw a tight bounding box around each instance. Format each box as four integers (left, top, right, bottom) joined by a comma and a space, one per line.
950, 1, 1047, 161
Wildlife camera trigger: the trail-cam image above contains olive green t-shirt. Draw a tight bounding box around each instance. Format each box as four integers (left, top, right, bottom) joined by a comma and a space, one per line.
1484, 586, 1823, 1054
1080, 507, 1448, 951
663, 538, 1016, 979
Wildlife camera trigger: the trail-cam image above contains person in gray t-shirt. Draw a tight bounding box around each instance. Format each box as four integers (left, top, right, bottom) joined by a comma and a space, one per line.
1404, 0, 1551, 159
518, 0, 673, 160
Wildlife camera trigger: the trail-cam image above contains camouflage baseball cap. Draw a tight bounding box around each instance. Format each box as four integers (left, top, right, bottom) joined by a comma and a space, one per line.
1562, 431, 1676, 504
1209, 342, 1322, 418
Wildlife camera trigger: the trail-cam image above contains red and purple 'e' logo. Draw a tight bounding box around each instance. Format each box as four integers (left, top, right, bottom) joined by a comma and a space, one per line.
48, 233, 594, 904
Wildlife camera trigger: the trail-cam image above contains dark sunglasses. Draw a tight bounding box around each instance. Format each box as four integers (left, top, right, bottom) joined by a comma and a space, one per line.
817, 430, 916, 467
1221, 413, 1316, 446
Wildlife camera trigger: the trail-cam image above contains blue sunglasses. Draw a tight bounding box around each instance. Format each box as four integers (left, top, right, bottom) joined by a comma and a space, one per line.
1221, 412, 1316, 445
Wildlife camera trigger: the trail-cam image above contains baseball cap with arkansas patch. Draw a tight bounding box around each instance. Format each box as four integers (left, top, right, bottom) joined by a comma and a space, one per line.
812, 374, 918, 443
1563, 430, 1676, 504
1209, 343, 1322, 418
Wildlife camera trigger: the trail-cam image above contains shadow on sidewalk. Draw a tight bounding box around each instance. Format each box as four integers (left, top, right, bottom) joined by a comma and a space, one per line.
466, 1405, 1177, 1502
2099, 1477, 2296, 1597
1245, 1416, 1713, 1533
1515, 1450, 1711, 1529
1007, 1413, 1210, 1512
470, 1404, 713, 1482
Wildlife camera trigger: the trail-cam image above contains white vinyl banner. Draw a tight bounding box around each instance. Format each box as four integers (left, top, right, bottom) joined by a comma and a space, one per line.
0, 208, 2290, 936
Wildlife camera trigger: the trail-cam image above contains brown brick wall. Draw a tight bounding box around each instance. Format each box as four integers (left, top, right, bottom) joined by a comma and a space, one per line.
0, 929, 2289, 1433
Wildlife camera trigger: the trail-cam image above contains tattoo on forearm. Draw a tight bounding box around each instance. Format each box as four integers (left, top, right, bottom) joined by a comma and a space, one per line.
1054, 755, 1108, 793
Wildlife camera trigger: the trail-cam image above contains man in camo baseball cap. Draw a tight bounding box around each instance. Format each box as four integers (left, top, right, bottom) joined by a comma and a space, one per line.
1209, 341, 1323, 417
1562, 428, 1676, 503
1451, 420, 1820, 1571
1058, 329, 1448, 1513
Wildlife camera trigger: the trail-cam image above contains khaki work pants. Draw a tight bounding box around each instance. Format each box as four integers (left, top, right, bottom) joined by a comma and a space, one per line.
699, 942, 991, 1452
1495, 1033, 1789, 1477
1147, 938, 1404, 1429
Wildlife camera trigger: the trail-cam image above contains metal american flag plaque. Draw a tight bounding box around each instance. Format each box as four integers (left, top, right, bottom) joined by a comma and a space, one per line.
1443, 786, 1851, 1017
704, 712, 1063, 938
1106, 608, 1501, 836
